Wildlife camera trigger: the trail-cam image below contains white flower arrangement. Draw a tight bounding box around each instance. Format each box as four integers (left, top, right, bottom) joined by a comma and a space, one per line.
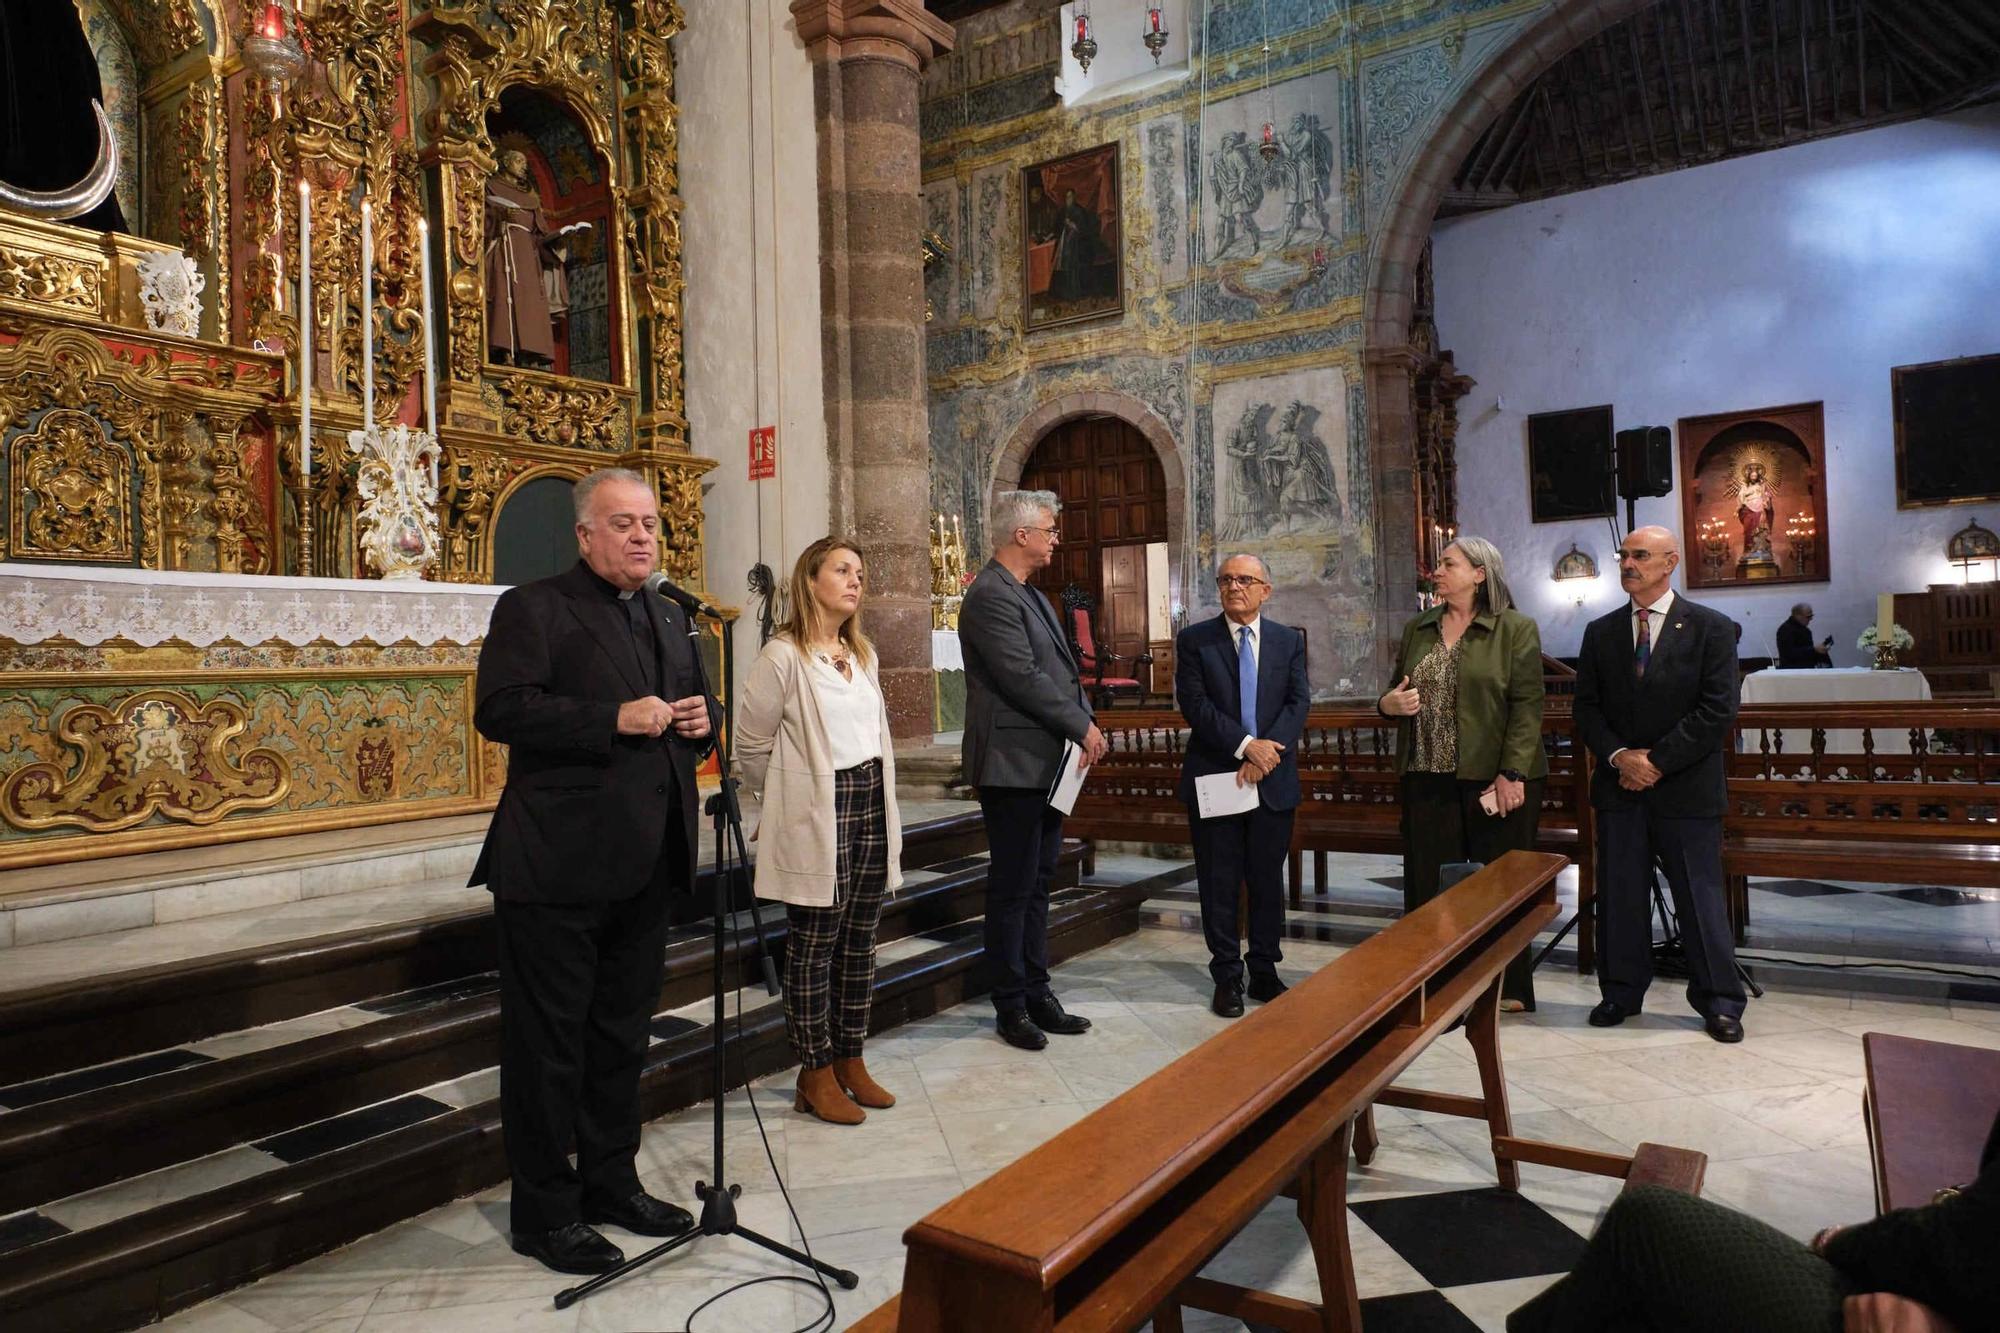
1856, 624, 1915, 652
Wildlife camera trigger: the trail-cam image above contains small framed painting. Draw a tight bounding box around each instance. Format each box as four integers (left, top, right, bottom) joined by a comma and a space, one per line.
1894, 353, 2000, 508
1526, 405, 1615, 523
1022, 142, 1123, 331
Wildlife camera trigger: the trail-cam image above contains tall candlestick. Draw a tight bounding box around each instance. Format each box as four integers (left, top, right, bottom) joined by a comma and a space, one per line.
299, 181, 312, 480
360, 197, 374, 429
419, 216, 438, 487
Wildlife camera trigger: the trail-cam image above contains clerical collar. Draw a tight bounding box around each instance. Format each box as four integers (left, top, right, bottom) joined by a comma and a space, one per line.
578, 561, 640, 602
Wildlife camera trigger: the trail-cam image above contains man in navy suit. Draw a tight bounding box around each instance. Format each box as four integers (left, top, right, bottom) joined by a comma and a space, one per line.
1573, 525, 1747, 1043
1175, 553, 1311, 1016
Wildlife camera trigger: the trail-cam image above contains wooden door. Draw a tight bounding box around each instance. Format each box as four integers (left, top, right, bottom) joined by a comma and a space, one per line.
1020, 416, 1168, 641
1100, 545, 1147, 665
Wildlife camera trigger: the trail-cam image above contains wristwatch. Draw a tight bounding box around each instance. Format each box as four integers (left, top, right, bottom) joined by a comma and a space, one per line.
1499, 769, 1525, 782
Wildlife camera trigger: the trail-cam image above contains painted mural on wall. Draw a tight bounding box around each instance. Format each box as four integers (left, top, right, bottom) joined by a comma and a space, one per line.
1203, 72, 1339, 268
921, 0, 1553, 694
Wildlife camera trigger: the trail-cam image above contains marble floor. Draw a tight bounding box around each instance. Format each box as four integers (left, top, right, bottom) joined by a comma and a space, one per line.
156, 911, 2000, 1333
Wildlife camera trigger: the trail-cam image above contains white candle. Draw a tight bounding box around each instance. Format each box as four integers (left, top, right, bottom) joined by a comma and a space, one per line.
360, 197, 374, 429
419, 216, 438, 487
299, 181, 312, 480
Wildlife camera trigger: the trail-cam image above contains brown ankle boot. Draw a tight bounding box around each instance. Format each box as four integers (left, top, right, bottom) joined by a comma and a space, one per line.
832, 1056, 896, 1109
794, 1065, 865, 1124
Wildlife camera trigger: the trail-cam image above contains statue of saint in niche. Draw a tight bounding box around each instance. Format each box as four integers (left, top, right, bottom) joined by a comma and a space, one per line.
485, 149, 584, 369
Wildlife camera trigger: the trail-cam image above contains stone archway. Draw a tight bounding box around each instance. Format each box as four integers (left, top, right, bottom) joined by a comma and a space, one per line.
1361, 0, 1654, 667
988, 390, 1188, 563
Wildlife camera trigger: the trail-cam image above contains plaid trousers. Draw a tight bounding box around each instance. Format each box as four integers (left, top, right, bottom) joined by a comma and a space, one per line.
785, 758, 889, 1069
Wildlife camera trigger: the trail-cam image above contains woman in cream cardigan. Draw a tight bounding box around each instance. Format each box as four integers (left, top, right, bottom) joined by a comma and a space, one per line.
735, 537, 904, 1125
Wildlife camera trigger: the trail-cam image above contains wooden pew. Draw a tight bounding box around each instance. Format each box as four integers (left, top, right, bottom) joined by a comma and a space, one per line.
853, 852, 1705, 1333
1069, 706, 1597, 966
1862, 1032, 2000, 1214
1723, 700, 2000, 938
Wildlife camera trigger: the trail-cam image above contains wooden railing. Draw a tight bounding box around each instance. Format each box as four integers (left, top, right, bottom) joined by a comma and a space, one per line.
851, 852, 1705, 1332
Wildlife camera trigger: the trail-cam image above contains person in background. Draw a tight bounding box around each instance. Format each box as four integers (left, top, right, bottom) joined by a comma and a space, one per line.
1573, 525, 1746, 1043
959, 490, 1107, 1051
1777, 602, 1835, 668
736, 538, 904, 1126
1379, 536, 1546, 1011
1174, 553, 1310, 1017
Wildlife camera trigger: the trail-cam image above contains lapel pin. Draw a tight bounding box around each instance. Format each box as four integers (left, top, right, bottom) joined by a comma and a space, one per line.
1674, 622, 1684, 630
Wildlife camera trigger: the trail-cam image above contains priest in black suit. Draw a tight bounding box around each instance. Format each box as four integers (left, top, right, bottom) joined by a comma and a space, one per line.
471, 467, 720, 1274
1573, 525, 1747, 1042
1174, 554, 1311, 1017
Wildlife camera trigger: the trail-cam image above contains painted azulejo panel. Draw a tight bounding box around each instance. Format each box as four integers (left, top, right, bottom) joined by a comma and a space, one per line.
1210, 363, 1373, 694
0, 673, 479, 862
1139, 113, 1190, 288
968, 163, 1013, 321
1202, 71, 1341, 287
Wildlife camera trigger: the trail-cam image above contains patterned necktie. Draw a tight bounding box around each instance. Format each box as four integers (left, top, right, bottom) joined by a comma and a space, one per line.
1238, 625, 1258, 735
1634, 607, 1652, 680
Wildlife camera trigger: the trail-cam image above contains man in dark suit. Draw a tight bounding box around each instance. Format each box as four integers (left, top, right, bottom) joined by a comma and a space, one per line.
1175, 554, 1310, 1016
1574, 524, 1747, 1042
1775, 602, 1834, 668
472, 467, 719, 1274
960, 489, 1108, 1051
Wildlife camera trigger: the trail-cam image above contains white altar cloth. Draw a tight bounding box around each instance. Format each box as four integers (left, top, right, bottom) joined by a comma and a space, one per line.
0, 561, 506, 647
1738, 666, 1932, 758
931, 629, 963, 672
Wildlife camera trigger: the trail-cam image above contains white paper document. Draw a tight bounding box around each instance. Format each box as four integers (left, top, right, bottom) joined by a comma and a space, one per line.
1194, 770, 1260, 819
1047, 740, 1089, 814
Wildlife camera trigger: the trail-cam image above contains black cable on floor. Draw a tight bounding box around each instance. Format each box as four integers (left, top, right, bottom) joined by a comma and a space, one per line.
1737, 951, 2000, 983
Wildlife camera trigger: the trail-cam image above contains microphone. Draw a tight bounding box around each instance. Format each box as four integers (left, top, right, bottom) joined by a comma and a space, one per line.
643, 571, 720, 619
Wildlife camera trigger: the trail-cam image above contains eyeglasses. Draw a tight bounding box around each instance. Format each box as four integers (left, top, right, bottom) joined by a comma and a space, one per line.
1216, 574, 1269, 589
1022, 525, 1061, 541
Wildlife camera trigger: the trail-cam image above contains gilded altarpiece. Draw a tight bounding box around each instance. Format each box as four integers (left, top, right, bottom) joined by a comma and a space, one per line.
0, 2, 707, 871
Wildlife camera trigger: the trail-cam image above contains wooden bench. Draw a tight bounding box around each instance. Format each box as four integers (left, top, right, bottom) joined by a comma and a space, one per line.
1861, 1032, 2000, 1214
849, 852, 1705, 1332
1722, 700, 2000, 939
1070, 706, 1597, 965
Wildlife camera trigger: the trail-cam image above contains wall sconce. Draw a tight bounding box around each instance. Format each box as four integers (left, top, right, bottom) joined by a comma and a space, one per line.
1552, 542, 1598, 606
1947, 516, 2000, 584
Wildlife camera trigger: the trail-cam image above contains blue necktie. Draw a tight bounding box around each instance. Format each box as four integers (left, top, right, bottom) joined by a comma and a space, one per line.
1238, 625, 1257, 736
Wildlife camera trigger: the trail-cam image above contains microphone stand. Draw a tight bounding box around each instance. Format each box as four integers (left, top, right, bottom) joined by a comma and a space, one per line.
557, 599, 858, 1309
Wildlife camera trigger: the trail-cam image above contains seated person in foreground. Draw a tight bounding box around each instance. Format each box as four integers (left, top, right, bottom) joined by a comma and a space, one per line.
1508, 1107, 1999, 1332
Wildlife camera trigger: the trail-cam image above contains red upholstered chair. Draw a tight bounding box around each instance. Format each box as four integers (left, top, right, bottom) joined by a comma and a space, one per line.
1060, 584, 1151, 708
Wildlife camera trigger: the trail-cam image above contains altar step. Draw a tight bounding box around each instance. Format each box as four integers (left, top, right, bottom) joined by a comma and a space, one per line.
0, 814, 493, 954
0, 829, 1146, 1332
0, 808, 988, 1083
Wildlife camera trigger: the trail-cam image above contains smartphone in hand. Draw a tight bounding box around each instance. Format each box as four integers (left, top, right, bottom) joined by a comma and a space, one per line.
1478, 787, 1501, 817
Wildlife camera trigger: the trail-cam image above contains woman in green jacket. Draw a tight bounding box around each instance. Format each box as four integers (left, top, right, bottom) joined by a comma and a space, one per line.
1379, 535, 1548, 1010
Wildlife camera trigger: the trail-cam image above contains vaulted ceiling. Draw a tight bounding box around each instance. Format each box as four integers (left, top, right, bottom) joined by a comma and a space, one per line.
1446, 0, 2000, 215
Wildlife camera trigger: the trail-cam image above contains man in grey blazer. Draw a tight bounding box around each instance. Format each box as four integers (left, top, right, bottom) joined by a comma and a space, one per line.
960, 489, 1109, 1050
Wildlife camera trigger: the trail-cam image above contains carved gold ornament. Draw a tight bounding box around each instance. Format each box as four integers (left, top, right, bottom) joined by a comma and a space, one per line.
491, 370, 626, 450
654, 455, 712, 587
11, 409, 134, 561
0, 244, 101, 313
0, 690, 288, 833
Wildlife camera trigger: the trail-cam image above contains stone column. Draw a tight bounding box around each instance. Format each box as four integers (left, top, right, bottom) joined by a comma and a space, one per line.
791, 0, 953, 741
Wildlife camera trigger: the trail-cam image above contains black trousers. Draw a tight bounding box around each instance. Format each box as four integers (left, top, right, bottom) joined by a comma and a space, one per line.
1187, 800, 1290, 987
1400, 772, 1542, 1008
494, 817, 685, 1235
1595, 804, 1746, 1020
977, 785, 1065, 1015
